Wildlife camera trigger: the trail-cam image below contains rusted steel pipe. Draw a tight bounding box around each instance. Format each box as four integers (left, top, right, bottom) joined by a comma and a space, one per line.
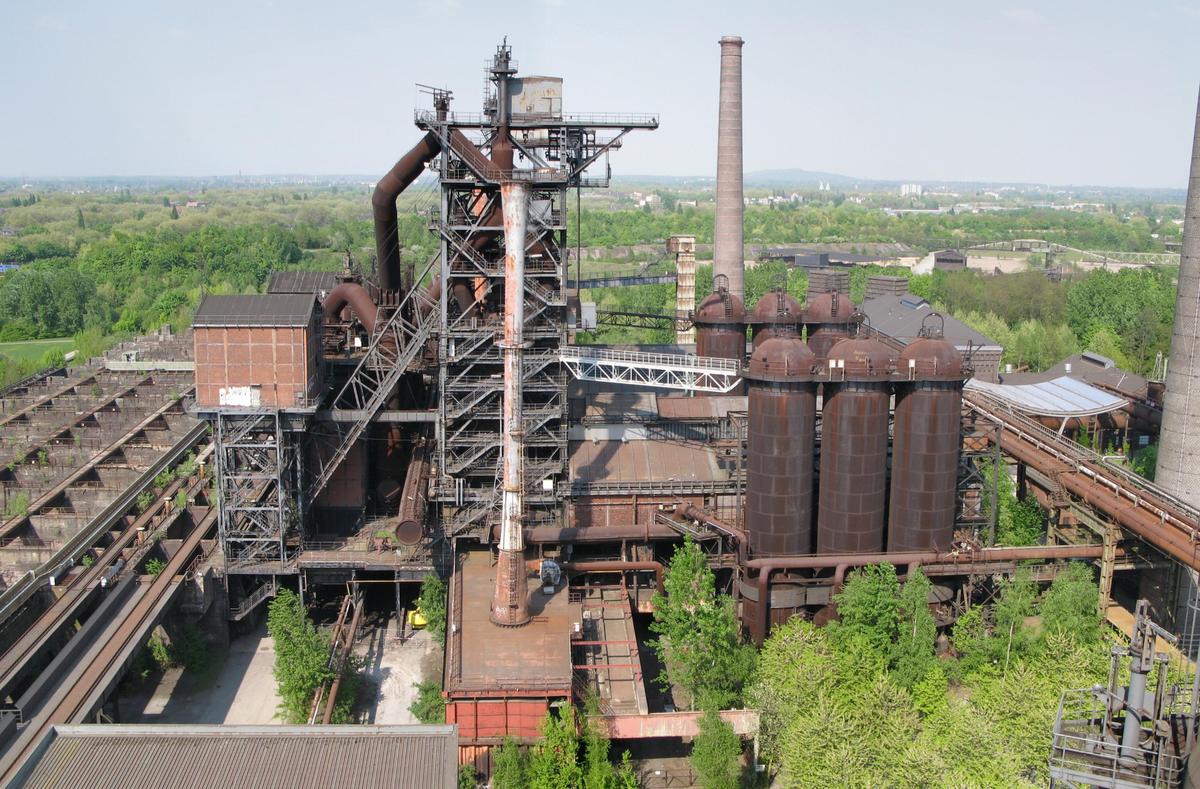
994, 427, 1200, 569
322, 283, 378, 335
395, 439, 430, 546
495, 524, 681, 543
373, 132, 442, 291
491, 181, 531, 628
966, 392, 1199, 545
674, 503, 749, 545
322, 596, 363, 724
558, 561, 665, 595
748, 544, 1107, 645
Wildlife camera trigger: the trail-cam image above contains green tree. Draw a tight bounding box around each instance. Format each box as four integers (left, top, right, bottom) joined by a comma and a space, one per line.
267, 588, 335, 723
1039, 562, 1101, 644
491, 738, 528, 789
527, 709, 583, 789
691, 707, 742, 789
993, 567, 1039, 670
418, 573, 448, 644
828, 563, 900, 658
890, 567, 937, 690
650, 538, 756, 709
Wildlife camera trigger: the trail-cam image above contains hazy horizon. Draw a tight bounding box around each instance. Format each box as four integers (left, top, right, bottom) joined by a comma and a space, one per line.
3, 0, 1199, 189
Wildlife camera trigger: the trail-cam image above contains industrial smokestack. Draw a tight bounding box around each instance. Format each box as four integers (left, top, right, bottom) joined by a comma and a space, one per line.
491, 181, 531, 627
1157, 87, 1200, 509
714, 35, 745, 302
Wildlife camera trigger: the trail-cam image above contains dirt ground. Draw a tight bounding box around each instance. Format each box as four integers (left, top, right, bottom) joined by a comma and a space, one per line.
118, 620, 282, 724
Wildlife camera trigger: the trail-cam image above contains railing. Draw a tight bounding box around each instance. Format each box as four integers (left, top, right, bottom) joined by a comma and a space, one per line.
415, 110, 659, 128
560, 347, 741, 394
1049, 688, 1183, 788
229, 578, 278, 621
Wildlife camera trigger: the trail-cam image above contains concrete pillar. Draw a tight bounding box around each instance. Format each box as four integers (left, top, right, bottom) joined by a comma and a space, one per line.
1157, 86, 1200, 507
714, 36, 745, 302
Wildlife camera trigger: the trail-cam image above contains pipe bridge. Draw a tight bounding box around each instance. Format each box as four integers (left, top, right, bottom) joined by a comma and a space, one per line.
559, 347, 742, 393
964, 389, 1200, 570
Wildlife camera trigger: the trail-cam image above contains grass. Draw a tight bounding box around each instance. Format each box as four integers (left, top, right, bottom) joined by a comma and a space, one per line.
0, 337, 74, 364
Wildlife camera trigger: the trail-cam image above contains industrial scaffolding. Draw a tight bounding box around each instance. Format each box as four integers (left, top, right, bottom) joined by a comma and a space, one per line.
420, 42, 659, 540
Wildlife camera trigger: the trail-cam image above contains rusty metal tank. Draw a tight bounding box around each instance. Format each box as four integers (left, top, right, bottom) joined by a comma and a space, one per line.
748, 289, 804, 349
694, 284, 746, 364
804, 291, 857, 360
744, 330, 817, 640
888, 318, 966, 552
816, 334, 895, 554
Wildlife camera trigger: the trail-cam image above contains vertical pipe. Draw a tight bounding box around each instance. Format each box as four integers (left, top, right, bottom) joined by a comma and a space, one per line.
1157, 86, 1200, 508
492, 181, 531, 627
714, 36, 745, 302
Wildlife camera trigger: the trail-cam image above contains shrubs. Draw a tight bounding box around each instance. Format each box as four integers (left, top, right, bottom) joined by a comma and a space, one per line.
489, 705, 638, 789
417, 573, 448, 645
749, 560, 1109, 786
691, 707, 742, 789
409, 680, 445, 724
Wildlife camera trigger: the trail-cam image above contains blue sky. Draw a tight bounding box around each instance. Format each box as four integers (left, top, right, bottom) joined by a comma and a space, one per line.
2, 0, 1198, 187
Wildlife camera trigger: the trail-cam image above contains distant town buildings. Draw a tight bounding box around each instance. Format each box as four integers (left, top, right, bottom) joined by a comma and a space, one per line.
900, 183, 923, 197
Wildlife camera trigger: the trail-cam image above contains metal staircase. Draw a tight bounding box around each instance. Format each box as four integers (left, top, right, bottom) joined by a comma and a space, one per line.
307, 256, 438, 504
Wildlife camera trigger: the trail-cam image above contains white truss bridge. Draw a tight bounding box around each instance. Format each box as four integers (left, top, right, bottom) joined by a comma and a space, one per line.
559, 347, 741, 393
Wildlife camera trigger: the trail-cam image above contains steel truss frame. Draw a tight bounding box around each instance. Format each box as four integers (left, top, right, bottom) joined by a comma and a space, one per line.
215, 409, 301, 567
559, 347, 741, 393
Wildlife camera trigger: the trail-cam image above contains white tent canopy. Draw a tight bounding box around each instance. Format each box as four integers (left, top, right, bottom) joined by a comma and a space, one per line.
964, 376, 1127, 418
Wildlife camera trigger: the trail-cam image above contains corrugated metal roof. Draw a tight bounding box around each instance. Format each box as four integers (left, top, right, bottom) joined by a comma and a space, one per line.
12, 725, 459, 789
267, 270, 340, 295
965, 375, 1127, 417
858, 293, 1000, 349
569, 440, 727, 484
193, 294, 318, 328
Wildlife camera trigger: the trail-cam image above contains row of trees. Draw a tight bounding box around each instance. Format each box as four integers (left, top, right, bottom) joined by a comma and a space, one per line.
571, 205, 1170, 253
749, 562, 1108, 786
584, 260, 1176, 377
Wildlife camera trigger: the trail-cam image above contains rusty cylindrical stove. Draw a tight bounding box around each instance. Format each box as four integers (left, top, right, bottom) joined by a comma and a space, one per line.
743, 328, 817, 641
888, 315, 966, 552
816, 330, 895, 554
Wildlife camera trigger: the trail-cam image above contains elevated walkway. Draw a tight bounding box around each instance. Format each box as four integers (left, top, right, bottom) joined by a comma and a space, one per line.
560, 347, 741, 394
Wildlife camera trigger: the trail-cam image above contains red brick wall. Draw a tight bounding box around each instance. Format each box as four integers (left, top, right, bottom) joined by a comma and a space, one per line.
194, 318, 320, 408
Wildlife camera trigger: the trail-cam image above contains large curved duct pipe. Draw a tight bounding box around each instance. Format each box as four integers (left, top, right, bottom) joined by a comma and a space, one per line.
559, 561, 665, 595
323, 283, 378, 335
373, 131, 443, 292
